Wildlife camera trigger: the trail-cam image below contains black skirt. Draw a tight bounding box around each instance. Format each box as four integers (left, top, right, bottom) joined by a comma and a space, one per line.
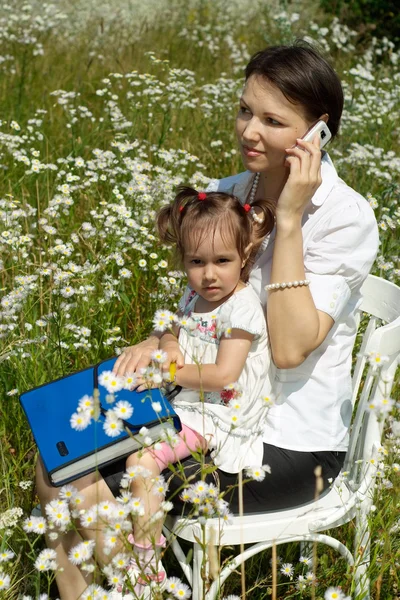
100, 443, 346, 514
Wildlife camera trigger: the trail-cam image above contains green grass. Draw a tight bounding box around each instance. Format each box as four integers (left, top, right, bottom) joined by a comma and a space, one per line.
0, 0, 399, 598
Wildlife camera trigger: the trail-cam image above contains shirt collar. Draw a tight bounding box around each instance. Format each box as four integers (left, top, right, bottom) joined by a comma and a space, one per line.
231, 151, 338, 208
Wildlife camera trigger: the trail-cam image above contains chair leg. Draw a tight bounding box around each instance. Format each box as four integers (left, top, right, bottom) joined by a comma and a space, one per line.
354, 505, 371, 599
192, 542, 205, 600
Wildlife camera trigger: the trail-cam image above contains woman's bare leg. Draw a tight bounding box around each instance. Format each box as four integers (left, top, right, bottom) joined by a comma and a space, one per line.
36, 457, 122, 600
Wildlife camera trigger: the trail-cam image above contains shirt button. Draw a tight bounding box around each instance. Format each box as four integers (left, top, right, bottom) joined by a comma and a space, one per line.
330, 302, 335, 308
333, 293, 338, 299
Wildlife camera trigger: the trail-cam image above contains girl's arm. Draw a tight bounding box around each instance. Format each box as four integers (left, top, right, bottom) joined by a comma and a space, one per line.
267, 137, 333, 369
174, 330, 253, 391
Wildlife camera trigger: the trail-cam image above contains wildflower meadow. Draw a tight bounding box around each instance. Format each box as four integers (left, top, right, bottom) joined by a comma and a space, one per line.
0, 0, 399, 598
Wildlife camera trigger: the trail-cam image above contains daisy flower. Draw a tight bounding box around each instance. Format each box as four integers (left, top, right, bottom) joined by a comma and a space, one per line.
98, 501, 115, 518
161, 500, 174, 513
70, 492, 85, 510
32, 516, 47, 534
130, 498, 145, 516
80, 507, 98, 528
68, 544, 85, 565
81, 585, 109, 599
152, 476, 168, 496
280, 562, 294, 577
0, 550, 14, 562
0, 572, 11, 590
245, 466, 266, 482
152, 309, 174, 332
173, 582, 191, 599
104, 531, 119, 549
114, 400, 134, 420
59, 484, 78, 501
112, 553, 130, 570
99, 371, 124, 394
70, 410, 91, 431
78, 395, 94, 413
22, 517, 36, 533
103, 413, 123, 438
151, 349, 168, 363
324, 588, 345, 600
107, 568, 125, 588
166, 577, 182, 593
122, 373, 137, 389
116, 490, 133, 505
262, 394, 275, 407
192, 481, 208, 497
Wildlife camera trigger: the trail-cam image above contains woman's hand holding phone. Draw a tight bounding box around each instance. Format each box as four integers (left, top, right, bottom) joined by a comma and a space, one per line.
277, 122, 329, 221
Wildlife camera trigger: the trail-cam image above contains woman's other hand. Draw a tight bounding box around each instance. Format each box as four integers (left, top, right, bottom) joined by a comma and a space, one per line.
113, 336, 160, 377
277, 134, 322, 220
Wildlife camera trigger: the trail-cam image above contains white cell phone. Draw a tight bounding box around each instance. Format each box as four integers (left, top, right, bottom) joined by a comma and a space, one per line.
300, 120, 332, 149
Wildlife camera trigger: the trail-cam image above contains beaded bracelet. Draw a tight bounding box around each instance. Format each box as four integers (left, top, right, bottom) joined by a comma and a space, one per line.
265, 279, 310, 291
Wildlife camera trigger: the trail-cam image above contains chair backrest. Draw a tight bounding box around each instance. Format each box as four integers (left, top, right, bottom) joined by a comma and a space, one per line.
345, 275, 400, 485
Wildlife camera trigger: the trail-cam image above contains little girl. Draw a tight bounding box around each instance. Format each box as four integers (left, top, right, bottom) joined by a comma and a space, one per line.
117, 186, 276, 598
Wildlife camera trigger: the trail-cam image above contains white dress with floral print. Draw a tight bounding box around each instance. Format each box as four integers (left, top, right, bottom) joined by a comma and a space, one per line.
172, 285, 274, 473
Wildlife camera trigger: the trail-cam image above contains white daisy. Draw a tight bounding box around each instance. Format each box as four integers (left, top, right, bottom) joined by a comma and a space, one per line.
70, 410, 91, 431
103, 413, 123, 438
0, 572, 11, 589
113, 400, 134, 420
324, 588, 345, 600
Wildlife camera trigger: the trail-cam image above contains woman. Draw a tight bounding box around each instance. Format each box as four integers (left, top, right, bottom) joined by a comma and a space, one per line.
36, 42, 379, 598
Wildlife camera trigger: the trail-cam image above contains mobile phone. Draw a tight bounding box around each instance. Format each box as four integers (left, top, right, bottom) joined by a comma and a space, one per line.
300, 120, 332, 149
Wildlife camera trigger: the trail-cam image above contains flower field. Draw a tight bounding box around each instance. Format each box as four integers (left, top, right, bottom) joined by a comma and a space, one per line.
0, 0, 399, 598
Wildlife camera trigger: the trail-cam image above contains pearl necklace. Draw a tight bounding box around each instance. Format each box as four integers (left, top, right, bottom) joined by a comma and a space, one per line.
248, 172, 263, 224
249, 172, 260, 203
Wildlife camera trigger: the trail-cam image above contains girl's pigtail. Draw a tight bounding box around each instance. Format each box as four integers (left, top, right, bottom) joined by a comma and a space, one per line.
156, 185, 199, 248
156, 204, 177, 246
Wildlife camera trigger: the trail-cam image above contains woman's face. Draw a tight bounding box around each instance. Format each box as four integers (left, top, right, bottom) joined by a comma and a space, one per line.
235, 75, 314, 174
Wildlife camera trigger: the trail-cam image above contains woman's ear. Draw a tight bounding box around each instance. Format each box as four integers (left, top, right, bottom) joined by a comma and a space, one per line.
319, 113, 329, 123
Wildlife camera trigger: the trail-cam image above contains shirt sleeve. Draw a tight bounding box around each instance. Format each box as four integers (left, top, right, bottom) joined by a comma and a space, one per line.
217, 290, 267, 339
305, 199, 379, 321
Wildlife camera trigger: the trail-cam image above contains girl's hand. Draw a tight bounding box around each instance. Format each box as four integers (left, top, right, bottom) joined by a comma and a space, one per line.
113, 336, 159, 377
277, 134, 322, 220
160, 345, 185, 379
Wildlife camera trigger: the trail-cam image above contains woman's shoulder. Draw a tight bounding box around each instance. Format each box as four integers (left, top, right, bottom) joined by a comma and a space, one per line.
322, 154, 376, 222
206, 171, 252, 196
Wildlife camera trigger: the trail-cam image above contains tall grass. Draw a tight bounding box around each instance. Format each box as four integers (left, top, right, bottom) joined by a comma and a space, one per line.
0, 0, 399, 598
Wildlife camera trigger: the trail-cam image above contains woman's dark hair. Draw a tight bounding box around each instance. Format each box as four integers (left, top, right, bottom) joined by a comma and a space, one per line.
245, 41, 344, 139
157, 186, 275, 282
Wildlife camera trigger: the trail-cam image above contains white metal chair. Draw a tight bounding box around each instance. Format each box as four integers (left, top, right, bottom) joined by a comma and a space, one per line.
164, 274, 400, 600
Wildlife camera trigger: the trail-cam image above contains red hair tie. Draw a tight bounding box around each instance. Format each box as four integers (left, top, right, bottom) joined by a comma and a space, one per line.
179, 206, 184, 212
243, 203, 251, 212
198, 192, 207, 201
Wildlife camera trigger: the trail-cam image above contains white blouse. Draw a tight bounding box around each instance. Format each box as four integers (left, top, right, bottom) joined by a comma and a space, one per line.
207, 153, 379, 452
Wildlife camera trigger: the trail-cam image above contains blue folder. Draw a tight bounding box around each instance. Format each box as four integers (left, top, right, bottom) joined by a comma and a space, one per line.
20, 357, 181, 486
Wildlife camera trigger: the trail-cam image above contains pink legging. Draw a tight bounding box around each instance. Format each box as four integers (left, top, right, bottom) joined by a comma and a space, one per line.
147, 424, 207, 471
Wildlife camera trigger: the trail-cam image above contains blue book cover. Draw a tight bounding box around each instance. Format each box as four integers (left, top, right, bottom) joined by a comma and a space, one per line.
20, 357, 181, 486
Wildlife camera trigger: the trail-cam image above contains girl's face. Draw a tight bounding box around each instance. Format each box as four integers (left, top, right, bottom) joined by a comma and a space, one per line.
183, 227, 245, 307
235, 74, 314, 174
